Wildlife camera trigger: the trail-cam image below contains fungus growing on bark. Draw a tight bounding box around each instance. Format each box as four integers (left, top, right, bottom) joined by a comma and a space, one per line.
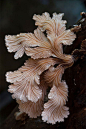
5, 12, 76, 124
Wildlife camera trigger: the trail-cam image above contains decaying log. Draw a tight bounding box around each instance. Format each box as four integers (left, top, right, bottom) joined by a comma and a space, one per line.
0, 12, 86, 129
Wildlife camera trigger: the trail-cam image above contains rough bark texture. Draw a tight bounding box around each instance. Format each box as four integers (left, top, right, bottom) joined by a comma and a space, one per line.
0, 13, 86, 129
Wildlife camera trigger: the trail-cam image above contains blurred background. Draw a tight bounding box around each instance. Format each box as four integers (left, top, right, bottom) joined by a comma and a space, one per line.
0, 0, 86, 125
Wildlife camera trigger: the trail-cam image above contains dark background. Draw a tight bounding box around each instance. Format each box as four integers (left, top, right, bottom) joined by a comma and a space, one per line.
0, 0, 86, 126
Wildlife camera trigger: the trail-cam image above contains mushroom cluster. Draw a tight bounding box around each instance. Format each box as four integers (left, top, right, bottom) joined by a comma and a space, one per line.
5, 12, 76, 124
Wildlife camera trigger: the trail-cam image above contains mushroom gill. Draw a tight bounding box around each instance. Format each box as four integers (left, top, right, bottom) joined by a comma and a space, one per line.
5, 12, 76, 124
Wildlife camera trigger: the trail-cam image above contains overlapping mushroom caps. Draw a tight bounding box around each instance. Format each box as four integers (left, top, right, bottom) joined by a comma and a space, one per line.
5, 12, 76, 124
